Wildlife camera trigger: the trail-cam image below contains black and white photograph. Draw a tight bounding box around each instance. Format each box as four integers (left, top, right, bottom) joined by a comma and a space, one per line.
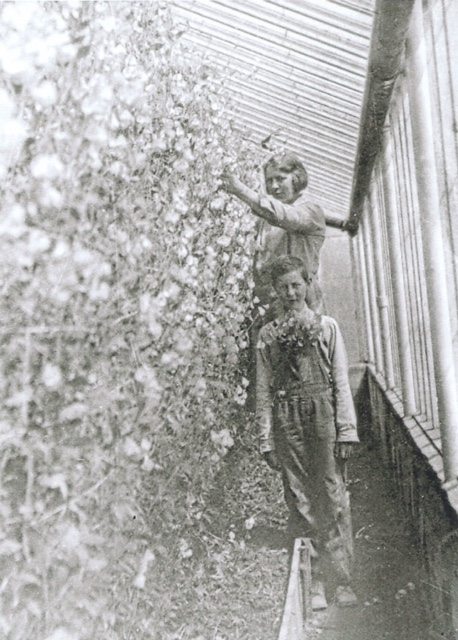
0, 0, 457, 638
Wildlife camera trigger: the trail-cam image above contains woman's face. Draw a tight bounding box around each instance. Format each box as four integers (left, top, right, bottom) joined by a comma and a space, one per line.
265, 167, 296, 203
274, 269, 308, 312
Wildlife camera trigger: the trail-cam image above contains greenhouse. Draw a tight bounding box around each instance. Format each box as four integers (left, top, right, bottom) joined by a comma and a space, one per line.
1, 0, 458, 639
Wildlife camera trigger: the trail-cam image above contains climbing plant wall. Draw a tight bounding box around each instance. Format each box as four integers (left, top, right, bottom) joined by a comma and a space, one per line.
0, 2, 261, 637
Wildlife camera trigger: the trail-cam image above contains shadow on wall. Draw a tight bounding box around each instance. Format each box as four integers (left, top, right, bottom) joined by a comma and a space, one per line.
321, 230, 360, 366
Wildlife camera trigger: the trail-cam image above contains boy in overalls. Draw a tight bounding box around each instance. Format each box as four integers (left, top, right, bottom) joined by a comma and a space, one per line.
255, 255, 359, 609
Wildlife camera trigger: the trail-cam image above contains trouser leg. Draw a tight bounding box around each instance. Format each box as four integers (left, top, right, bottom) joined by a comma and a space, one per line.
312, 436, 353, 584
276, 421, 353, 582
275, 416, 323, 576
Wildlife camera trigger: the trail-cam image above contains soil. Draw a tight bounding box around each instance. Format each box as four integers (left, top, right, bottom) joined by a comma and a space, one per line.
153, 422, 431, 640
306, 441, 430, 640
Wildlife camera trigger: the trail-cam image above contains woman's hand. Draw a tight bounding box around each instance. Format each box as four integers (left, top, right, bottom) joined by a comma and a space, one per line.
220, 170, 241, 196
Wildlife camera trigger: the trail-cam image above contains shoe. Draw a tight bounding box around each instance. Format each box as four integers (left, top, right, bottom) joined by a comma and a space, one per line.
311, 580, 328, 610
335, 585, 358, 607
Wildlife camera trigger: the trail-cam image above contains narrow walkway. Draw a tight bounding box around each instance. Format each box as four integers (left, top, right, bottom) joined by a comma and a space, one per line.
192, 429, 431, 639
306, 441, 430, 640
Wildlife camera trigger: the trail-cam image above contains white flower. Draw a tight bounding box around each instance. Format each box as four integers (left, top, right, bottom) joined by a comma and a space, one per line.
73, 247, 94, 265
133, 549, 155, 589
163, 282, 181, 301
28, 228, 51, 253
141, 438, 152, 451
175, 332, 193, 354
0, 204, 26, 238
59, 403, 88, 422
41, 363, 63, 389
2, 2, 40, 31
38, 184, 64, 208
179, 539, 193, 559
100, 16, 117, 32
0, 89, 15, 120
85, 122, 109, 144
81, 77, 114, 115
139, 293, 151, 314
148, 319, 163, 339
0, 46, 31, 84
160, 351, 180, 368
217, 235, 231, 248
211, 428, 234, 456
141, 456, 155, 472
52, 239, 71, 259
31, 80, 58, 107
134, 366, 160, 390
31, 154, 64, 180
123, 437, 142, 459
0, 117, 28, 155
195, 377, 207, 396
39, 473, 68, 499
151, 136, 167, 152
88, 281, 110, 301
173, 158, 189, 173
57, 43, 78, 64
210, 196, 225, 211
45, 628, 79, 640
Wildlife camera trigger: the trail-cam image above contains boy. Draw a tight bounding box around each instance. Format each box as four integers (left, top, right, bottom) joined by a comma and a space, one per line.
255, 255, 359, 609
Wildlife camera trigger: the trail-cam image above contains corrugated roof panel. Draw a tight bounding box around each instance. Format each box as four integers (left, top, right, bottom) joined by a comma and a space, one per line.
184, 33, 363, 109
171, 0, 375, 217
179, 2, 368, 77
183, 24, 365, 100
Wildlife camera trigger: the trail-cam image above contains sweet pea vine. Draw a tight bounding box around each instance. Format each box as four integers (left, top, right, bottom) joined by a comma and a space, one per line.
0, 2, 267, 638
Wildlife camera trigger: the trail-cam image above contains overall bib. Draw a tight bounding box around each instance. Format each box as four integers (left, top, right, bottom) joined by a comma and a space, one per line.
271, 334, 353, 583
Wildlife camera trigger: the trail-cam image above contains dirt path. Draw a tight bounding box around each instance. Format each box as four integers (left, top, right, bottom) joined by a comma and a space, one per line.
157, 427, 430, 639
206, 435, 431, 640
303, 441, 430, 640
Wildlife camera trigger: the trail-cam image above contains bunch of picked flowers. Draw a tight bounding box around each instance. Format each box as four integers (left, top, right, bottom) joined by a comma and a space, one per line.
274, 309, 323, 351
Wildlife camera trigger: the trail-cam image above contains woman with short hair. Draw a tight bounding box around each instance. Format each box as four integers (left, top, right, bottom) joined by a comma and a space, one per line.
222, 152, 326, 313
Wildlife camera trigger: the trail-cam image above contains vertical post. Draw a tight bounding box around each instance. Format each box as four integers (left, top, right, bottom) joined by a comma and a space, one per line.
381, 130, 417, 415
355, 233, 375, 363
367, 182, 395, 389
361, 210, 384, 375
406, 0, 458, 482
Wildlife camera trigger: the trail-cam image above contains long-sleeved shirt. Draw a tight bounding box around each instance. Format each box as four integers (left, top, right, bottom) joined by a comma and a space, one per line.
253, 191, 326, 281
256, 313, 359, 453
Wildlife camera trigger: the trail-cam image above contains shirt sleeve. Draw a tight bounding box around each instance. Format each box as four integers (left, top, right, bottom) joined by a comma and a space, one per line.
255, 335, 276, 453
323, 317, 359, 443
255, 195, 325, 235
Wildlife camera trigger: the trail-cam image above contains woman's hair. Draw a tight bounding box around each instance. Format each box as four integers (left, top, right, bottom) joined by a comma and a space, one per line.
263, 152, 308, 194
267, 255, 311, 286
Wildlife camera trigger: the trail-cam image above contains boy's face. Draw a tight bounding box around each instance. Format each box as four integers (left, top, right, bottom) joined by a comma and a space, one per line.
274, 269, 308, 312
265, 167, 296, 203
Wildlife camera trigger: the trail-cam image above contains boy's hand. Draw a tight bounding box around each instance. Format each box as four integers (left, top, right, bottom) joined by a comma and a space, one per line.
263, 450, 281, 471
334, 442, 354, 460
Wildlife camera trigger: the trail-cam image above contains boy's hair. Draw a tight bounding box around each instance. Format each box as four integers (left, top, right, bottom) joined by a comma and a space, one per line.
267, 255, 311, 286
263, 152, 308, 194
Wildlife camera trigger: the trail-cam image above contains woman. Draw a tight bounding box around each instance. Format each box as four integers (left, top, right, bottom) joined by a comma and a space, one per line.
221, 152, 326, 314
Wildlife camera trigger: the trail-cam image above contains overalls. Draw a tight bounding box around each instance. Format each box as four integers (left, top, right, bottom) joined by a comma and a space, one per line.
271, 333, 353, 583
